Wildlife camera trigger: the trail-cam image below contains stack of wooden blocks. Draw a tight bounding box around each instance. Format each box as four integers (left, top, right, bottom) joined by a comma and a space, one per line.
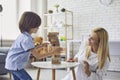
48, 32, 61, 64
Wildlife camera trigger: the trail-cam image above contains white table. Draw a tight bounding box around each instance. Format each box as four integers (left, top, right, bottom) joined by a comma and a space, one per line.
31, 61, 79, 80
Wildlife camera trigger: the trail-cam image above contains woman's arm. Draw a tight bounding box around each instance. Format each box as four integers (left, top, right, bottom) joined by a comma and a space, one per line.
66, 57, 78, 62
87, 58, 110, 79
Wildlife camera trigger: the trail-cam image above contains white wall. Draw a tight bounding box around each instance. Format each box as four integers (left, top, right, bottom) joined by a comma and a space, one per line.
1, 0, 19, 40
47, 0, 120, 41
17, 0, 31, 21
0, 0, 46, 40
31, 0, 47, 37
47, 0, 120, 56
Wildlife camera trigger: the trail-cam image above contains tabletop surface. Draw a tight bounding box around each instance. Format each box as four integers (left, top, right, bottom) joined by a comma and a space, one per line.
31, 61, 79, 69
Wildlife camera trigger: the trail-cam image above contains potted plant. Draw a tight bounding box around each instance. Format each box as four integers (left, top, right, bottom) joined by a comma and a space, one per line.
61, 8, 66, 12
48, 10, 53, 14
54, 4, 60, 12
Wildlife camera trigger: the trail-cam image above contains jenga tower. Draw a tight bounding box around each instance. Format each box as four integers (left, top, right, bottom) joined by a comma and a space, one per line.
48, 32, 61, 64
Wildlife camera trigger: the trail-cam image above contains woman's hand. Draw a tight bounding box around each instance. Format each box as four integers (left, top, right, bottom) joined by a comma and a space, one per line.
66, 58, 74, 62
66, 58, 78, 62
83, 61, 91, 76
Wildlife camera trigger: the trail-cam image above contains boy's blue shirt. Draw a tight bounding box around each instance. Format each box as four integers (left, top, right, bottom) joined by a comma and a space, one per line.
5, 32, 35, 70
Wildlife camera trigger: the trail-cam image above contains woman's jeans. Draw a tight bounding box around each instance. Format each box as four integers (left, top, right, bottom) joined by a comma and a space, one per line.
10, 69, 32, 80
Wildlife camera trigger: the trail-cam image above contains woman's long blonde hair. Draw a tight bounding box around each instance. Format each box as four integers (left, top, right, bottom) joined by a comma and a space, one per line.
85, 27, 110, 69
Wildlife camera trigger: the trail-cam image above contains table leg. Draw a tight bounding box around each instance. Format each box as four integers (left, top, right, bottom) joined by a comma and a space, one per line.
37, 68, 40, 80
71, 67, 76, 80
9, 72, 12, 80
52, 69, 55, 80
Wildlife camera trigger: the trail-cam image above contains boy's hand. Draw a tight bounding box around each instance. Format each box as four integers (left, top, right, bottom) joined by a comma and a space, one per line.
35, 42, 50, 49
36, 46, 63, 59
50, 46, 63, 55
41, 42, 50, 47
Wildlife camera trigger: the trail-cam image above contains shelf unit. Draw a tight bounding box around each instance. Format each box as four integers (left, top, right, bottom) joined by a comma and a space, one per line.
42, 10, 74, 58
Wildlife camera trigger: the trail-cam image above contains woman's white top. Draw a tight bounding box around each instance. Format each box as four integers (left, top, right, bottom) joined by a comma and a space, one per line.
62, 41, 110, 80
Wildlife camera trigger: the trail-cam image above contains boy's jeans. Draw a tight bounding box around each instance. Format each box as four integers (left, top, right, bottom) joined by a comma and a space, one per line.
10, 69, 32, 80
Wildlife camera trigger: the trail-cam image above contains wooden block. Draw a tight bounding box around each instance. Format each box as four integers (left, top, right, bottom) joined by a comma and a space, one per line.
51, 57, 61, 64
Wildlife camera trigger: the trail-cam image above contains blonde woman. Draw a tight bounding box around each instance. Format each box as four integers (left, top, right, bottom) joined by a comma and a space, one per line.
62, 27, 110, 80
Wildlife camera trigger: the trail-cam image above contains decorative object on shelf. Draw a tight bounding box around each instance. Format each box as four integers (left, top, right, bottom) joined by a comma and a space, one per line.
0, 4, 3, 47
51, 21, 64, 28
0, 4, 3, 12
59, 36, 66, 48
48, 10, 53, 14
61, 8, 66, 12
60, 36, 66, 41
56, 21, 64, 28
99, 0, 112, 6
54, 4, 60, 13
52, 21, 57, 27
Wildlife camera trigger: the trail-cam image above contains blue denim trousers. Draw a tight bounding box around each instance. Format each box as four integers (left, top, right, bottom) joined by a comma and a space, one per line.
10, 69, 32, 80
